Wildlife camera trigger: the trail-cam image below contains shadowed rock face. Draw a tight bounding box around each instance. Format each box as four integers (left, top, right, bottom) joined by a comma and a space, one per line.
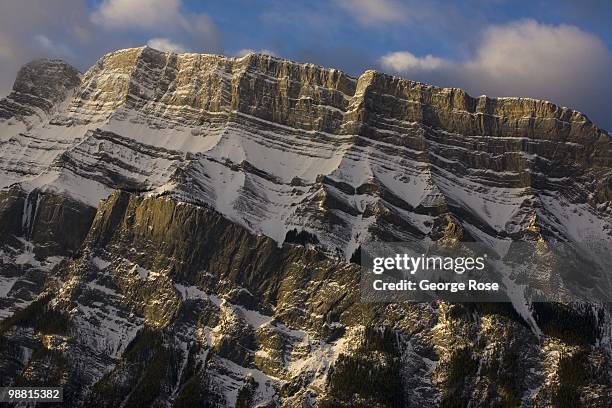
0, 187, 96, 256
0, 49, 610, 407
0, 59, 81, 120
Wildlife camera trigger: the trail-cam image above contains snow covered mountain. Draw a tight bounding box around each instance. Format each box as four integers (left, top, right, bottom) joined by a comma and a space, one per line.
0, 46, 610, 407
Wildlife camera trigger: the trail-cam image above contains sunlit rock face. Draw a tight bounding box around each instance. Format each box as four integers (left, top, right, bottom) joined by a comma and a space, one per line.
0, 47, 610, 407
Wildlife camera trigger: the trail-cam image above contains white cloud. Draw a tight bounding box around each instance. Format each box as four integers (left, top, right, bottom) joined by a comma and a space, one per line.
147, 37, 188, 53
236, 48, 277, 57
335, 0, 409, 25
91, 0, 182, 29
91, 0, 219, 51
378, 20, 612, 127
465, 19, 611, 97
34, 35, 75, 58
379, 51, 447, 72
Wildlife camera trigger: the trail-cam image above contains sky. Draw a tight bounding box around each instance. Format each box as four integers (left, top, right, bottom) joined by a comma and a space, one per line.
0, 0, 610, 129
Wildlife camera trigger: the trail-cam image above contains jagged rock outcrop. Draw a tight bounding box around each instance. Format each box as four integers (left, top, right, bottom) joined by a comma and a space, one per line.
0, 59, 81, 122
0, 47, 610, 407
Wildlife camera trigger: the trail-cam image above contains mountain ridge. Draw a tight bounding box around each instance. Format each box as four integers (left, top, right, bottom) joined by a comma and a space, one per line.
93, 46, 612, 131
6, 46, 606, 132
0, 46, 610, 251
0, 46, 610, 407
119, 45, 609, 131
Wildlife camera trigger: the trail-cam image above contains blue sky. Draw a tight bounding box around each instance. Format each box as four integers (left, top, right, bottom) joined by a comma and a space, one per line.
1, 0, 611, 128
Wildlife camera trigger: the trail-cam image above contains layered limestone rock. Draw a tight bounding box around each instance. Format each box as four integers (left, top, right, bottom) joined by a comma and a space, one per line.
0, 47, 610, 256
0, 47, 611, 407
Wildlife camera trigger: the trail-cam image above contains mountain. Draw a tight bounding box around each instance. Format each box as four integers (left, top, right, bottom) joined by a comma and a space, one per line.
0, 46, 610, 407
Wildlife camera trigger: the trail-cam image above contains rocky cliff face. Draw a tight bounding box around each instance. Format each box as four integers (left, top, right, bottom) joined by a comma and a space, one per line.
0, 47, 610, 407
0, 59, 81, 121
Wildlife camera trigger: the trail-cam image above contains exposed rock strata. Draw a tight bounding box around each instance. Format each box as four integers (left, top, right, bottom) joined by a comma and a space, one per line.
0, 48, 610, 407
